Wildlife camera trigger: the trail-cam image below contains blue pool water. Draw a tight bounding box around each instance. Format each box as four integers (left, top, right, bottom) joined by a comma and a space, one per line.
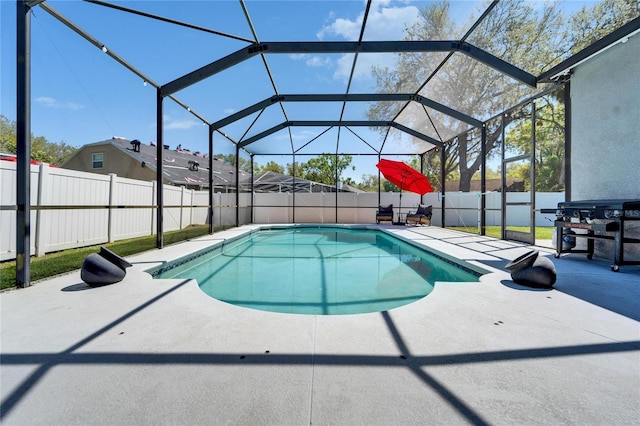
152, 226, 483, 315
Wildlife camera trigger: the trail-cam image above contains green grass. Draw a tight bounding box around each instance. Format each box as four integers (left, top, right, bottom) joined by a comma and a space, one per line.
448, 226, 554, 240
1, 225, 214, 290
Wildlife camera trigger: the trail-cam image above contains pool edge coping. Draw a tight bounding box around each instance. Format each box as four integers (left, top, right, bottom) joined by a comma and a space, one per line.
146, 224, 490, 279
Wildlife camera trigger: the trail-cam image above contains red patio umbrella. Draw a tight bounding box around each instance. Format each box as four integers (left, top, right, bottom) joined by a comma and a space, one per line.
376, 159, 433, 220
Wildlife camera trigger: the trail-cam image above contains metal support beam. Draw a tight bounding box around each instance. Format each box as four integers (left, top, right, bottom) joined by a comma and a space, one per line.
250, 154, 254, 224
211, 93, 482, 131
39, 3, 160, 88
292, 153, 296, 223
530, 102, 536, 242
84, 0, 254, 43
538, 16, 640, 83
500, 113, 506, 240
208, 127, 214, 234
162, 48, 257, 96
238, 120, 441, 149
238, 122, 289, 148
462, 43, 537, 87
156, 89, 164, 249
264, 40, 455, 54
480, 124, 487, 236
440, 147, 446, 228
377, 153, 381, 206
164, 40, 536, 96
235, 145, 240, 227
210, 97, 277, 130
419, 153, 425, 205
564, 82, 572, 202
391, 123, 443, 146
16, 0, 32, 288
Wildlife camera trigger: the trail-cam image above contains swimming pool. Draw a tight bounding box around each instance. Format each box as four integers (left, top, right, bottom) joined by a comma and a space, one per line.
151, 226, 484, 315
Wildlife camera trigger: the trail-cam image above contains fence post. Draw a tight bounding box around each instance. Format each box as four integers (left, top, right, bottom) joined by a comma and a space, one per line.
190, 188, 195, 227
180, 186, 185, 230
289, 192, 293, 224
108, 173, 116, 243
151, 181, 156, 235
34, 163, 46, 256
217, 192, 222, 229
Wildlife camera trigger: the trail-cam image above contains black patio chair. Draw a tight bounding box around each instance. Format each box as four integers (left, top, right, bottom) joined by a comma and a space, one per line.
406, 204, 432, 226
376, 204, 394, 224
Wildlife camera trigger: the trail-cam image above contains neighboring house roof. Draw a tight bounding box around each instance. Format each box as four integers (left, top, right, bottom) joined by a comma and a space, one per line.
63, 137, 250, 189
341, 183, 367, 193
63, 138, 355, 192
252, 171, 348, 193
1, 153, 57, 167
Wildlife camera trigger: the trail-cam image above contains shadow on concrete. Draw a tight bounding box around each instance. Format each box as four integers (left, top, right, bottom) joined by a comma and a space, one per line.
551, 255, 640, 321
412, 228, 640, 322
3, 276, 639, 424
500, 280, 553, 292
61, 283, 92, 292
3, 229, 639, 423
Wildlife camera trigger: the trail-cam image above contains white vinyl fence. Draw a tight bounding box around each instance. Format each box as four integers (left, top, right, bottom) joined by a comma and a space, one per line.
1, 162, 212, 260
253, 191, 563, 228
438, 191, 564, 228
1, 161, 564, 261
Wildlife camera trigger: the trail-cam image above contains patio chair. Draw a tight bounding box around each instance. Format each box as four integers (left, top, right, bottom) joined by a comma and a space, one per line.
406, 204, 432, 226
376, 204, 394, 224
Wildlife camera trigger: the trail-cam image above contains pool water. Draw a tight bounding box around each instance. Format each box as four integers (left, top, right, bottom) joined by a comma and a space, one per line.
153, 227, 482, 315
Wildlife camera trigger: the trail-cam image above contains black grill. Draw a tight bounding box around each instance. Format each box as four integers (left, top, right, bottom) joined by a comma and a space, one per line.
544, 199, 640, 271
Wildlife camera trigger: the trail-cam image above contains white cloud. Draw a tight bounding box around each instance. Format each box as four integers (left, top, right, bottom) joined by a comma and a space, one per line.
318, 1, 420, 82
36, 97, 58, 108
318, 1, 419, 41
223, 108, 236, 114
333, 52, 398, 82
274, 129, 316, 141
36, 96, 84, 110
306, 56, 332, 68
164, 118, 200, 130
317, 16, 361, 41
64, 101, 83, 110
290, 53, 332, 69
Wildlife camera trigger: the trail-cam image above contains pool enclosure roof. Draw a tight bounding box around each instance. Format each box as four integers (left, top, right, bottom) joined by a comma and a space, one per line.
30, 0, 640, 158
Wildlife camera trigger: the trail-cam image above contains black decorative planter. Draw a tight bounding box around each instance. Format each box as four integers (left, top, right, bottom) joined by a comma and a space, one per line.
505, 250, 556, 288
81, 247, 132, 287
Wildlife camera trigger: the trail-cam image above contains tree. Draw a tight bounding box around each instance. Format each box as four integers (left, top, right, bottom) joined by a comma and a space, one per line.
216, 153, 252, 173
368, 1, 567, 192
257, 160, 284, 175
504, 90, 566, 191
354, 174, 380, 192
0, 114, 77, 165
286, 154, 354, 185
0, 115, 17, 154
569, 0, 639, 53
368, 0, 638, 192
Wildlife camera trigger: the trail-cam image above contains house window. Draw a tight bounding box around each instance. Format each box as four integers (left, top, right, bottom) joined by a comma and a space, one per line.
92, 153, 104, 169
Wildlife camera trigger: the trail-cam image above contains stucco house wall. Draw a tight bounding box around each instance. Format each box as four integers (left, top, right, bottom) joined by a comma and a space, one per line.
571, 34, 640, 199
63, 143, 158, 182
570, 33, 640, 261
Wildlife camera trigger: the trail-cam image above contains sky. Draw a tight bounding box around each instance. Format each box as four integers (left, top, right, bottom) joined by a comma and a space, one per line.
1, 0, 598, 181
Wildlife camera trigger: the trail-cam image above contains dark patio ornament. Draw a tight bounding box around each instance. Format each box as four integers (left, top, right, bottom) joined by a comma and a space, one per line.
505, 250, 556, 288
81, 247, 132, 287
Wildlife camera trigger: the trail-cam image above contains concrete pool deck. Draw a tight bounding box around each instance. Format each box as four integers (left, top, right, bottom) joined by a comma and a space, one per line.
1, 225, 639, 425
